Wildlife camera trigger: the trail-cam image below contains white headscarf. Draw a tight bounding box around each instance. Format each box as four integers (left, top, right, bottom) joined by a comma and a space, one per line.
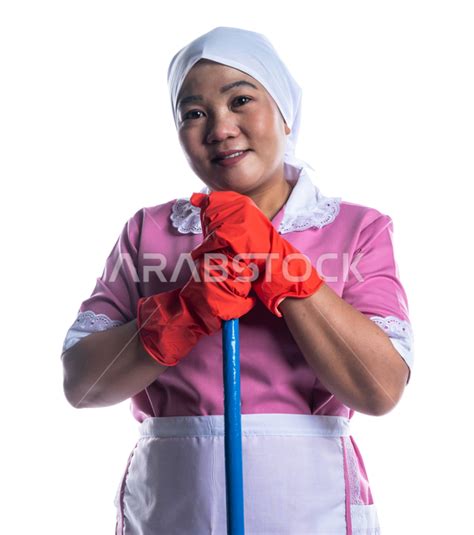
167, 26, 315, 174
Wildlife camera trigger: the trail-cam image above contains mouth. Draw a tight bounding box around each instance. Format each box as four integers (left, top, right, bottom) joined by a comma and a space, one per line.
211, 149, 251, 166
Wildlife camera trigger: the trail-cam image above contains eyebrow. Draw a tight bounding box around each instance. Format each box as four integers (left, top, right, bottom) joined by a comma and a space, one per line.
178, 80, 259, 109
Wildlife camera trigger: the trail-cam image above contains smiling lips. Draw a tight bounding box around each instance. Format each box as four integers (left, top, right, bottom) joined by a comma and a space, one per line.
212, 150, 250, 167
212, 149, 250, 161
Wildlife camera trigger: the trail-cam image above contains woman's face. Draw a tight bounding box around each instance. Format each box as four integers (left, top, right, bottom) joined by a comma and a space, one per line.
176, 59, 291, 195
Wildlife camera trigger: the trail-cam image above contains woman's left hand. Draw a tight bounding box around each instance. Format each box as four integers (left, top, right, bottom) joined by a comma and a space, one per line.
190, 190, 325, 317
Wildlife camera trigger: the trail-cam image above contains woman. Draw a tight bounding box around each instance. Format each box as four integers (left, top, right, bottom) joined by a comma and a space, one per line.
61, 26, 414, 534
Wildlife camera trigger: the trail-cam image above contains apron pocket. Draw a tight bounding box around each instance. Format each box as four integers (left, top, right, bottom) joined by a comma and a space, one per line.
241, 434, 347, 533
120, 435, 217, 533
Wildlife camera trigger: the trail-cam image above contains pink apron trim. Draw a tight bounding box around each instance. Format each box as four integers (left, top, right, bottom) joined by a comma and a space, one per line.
115, 441, 139, 535
341, 436, 353, 535
350, 435, 374, 504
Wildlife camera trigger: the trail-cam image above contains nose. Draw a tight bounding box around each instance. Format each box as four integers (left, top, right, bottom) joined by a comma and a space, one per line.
205, 111, 240, 144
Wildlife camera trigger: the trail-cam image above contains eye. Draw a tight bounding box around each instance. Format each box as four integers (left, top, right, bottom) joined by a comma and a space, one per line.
233, 95, 252, 107
182, 109, 205, 121
181, 96, 252, 122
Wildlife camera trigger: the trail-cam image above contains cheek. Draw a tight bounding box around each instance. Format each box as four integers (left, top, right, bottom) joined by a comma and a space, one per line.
251, 108, 273, 133
178, 131, 190, 154
179, 131, 204, 162
252, 113, 285, 153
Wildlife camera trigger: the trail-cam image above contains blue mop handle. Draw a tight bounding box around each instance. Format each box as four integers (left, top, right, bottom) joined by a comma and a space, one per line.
222, 319, 245, 535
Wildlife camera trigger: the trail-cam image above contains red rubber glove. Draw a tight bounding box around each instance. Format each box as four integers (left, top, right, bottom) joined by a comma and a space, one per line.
190, 190, 325, 317
136, 251, 256, 366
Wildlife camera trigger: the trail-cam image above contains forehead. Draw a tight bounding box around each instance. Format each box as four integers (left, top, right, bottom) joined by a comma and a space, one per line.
177, 60, 264, 104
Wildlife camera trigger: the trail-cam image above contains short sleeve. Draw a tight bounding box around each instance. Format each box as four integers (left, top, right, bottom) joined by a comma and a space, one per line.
341, 213, 414, 384
62, 211, 142, 353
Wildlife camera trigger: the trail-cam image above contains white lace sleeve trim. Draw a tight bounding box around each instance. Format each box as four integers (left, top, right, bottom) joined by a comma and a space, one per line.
169, 166, 341, 235
369, 315, 414, 377
62, 310, 125, 353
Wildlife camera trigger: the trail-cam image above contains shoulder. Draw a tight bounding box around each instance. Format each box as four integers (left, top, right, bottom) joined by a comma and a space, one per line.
338, 199, 392, 235
281, 166, 392, 237
107, 199, 182, 255
123, 198, 179, 237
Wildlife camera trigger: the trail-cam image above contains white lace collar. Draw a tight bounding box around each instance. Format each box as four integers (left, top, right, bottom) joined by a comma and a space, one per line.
170, 164, 341, 235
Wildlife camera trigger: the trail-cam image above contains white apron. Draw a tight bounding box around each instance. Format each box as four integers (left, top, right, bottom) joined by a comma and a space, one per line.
114, 413, 380, 534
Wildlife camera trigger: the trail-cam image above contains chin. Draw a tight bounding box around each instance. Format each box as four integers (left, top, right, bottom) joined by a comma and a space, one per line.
214, 178, 259, 192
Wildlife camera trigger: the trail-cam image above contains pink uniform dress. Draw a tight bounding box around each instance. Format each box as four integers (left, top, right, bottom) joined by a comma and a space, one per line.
63, 163, 414, 534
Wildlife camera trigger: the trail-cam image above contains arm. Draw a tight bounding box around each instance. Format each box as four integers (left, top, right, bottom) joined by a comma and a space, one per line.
61, 211, 169, 408
189, 193, 413, 416
62, 319, 168, 409
279, 283, 409, 416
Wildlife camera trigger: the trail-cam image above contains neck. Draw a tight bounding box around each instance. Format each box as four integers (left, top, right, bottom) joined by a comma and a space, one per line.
249, 177, 293, 220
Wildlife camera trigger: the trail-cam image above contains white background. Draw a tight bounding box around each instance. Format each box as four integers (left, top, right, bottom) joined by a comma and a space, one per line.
1, 1, 473, 533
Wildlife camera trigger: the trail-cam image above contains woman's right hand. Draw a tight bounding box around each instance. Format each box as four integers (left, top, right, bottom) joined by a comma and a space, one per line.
190, 190, 324, 318
136, 251, 256, 366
